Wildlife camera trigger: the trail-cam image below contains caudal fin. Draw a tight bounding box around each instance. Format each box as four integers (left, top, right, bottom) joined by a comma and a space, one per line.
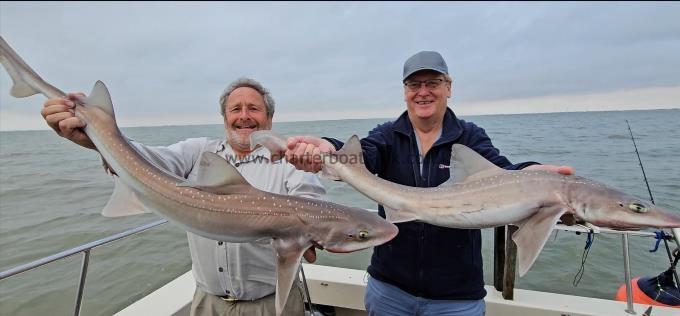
0, 36, 64, 99
249, 130, 287, 161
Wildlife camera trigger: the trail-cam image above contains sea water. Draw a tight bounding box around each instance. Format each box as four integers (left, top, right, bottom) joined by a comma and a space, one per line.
0, 109, 678, 315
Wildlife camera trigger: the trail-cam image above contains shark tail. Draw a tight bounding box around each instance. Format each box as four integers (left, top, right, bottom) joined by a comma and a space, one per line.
0, 36, 64, 99
249, 130, 287, 161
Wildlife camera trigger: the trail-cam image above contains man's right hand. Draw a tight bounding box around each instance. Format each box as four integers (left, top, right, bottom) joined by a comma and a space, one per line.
285, 136, 336, 173
41, 93, 96, 150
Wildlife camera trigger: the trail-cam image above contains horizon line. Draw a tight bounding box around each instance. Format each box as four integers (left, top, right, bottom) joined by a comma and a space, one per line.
1, 107, 677, 133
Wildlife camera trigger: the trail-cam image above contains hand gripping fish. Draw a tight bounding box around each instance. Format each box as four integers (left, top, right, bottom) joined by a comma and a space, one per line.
251, 131, 680, 277
0, 36, 398, 316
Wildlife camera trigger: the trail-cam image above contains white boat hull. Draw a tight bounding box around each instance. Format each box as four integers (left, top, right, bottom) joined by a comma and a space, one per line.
115, 264, 679, 316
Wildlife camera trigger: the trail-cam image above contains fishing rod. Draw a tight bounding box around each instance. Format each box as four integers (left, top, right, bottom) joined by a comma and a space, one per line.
625, 120, 680, 286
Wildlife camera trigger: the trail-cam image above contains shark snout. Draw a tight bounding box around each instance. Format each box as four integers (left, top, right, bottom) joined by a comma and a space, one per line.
653, 208, 680, 228
589, 205, 680, 230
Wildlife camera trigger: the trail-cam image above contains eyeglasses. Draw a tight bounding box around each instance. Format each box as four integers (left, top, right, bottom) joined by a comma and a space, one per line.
404, 78, 446, 91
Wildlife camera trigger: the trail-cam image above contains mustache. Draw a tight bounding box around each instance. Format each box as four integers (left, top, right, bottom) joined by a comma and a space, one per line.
231, 119, 258, 129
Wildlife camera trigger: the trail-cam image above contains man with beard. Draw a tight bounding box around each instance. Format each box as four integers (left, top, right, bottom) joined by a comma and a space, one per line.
41, 78, 325, 316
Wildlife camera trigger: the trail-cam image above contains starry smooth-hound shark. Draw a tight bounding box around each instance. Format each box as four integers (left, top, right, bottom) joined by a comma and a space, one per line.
0, 36, 398, 316
251, 131, 680, 277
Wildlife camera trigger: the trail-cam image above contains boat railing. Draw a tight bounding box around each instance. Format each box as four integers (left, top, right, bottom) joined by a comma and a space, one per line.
493, 224, 679, 315
0, 219, 168, 316
0, 216, 676, 316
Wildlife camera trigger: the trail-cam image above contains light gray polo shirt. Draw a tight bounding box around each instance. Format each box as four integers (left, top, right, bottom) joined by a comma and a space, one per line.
129, 137, 326, 300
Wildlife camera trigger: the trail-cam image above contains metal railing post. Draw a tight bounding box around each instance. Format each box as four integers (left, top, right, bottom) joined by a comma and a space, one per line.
621, 234, 636, 315
299, 264, 316, 315
73, 250, 90, 316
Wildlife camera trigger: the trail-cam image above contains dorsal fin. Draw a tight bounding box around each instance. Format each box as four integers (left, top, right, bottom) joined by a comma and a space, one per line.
441, 144, 506, 187
177, 152, 254, 195
84, 81, 116, 119
321, 135, 364, 180
335, 135, 364, 159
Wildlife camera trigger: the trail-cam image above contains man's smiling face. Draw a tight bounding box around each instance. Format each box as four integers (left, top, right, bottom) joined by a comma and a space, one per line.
224, 86, 272, 156
403, 70, 451, 121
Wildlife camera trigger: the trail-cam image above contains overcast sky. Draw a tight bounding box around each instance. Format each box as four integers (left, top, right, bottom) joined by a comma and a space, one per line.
1, 2, 679, 131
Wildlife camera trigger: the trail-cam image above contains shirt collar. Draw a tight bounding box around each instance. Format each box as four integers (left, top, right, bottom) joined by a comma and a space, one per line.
216, 140, 272, 164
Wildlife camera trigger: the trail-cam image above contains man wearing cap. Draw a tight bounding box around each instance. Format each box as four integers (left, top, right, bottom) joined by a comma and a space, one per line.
285, 51, 573, 315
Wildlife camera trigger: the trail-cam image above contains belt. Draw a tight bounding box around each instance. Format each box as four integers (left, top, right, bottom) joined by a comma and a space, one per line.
219, 294, 239, 302
218, 291, 274, 302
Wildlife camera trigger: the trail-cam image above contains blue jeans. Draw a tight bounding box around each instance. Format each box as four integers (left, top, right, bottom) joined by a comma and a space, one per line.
364, 277, 485, 316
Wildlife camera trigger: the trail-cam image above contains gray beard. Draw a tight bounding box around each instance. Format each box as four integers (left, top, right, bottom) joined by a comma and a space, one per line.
226, 128, 253, 152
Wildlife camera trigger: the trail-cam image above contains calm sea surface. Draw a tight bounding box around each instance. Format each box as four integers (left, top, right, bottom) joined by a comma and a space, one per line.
1, 109, 679, 315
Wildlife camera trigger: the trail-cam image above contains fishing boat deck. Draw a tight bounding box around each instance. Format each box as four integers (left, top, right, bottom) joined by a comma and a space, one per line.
4, 219, 677, 316
115, 264, 678, 316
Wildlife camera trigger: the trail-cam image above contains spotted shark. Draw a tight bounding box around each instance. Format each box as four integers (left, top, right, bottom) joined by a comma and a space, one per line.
251, 131, 680, 277
0, 36, 398, 315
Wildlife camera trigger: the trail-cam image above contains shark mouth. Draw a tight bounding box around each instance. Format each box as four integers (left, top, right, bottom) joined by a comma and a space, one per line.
310, 240, 325, 250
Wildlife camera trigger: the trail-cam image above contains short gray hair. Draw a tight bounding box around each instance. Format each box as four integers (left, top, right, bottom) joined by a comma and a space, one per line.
219, 78, 275, 118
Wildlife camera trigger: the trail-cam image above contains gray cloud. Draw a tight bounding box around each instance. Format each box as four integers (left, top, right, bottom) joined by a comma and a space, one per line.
1, 2, 679, 130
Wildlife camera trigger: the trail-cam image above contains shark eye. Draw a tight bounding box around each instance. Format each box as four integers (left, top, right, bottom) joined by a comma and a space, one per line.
358, 230, 369, 240
628, 203, 647, 213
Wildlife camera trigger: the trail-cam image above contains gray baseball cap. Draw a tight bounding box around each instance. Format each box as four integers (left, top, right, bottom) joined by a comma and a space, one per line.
402, 51, 448, 82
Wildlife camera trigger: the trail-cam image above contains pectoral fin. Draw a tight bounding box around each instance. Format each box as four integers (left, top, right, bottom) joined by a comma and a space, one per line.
102, 176, 148, 217
512, 205, 566, 276
271, 237, 309, 316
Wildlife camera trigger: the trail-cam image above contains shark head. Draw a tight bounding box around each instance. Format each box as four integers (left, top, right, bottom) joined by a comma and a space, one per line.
312, 206, 398, 253
570, 178, 680, 229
